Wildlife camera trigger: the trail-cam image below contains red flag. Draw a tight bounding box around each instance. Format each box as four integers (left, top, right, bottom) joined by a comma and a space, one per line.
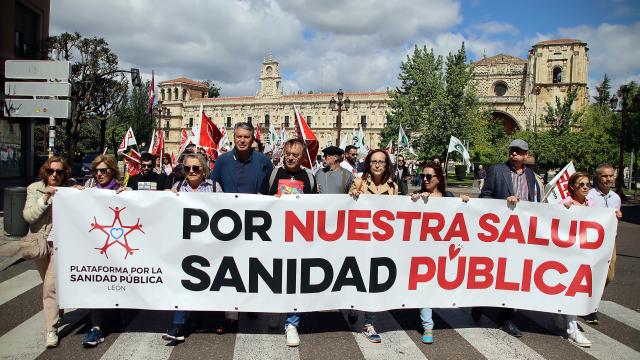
293, 105, 318, 168
180, 128, 188, 147
171, 152, 176, 165
150, 129, 164, 157
147, 70, 155, 114
255, 126, 262, 142
123, 149, 141, 176
199, 111, 222, 153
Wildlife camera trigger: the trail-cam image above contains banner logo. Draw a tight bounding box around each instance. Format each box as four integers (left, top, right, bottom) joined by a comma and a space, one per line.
89, 206, 144, 259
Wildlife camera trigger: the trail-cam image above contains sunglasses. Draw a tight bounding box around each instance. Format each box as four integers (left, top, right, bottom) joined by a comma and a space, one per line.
184, 165, 201, 173
46, 168, 65, 176
93, 168, 110, 175
422, 174, 435, 182
141, 163, 154, 169
575, 182, 590, 189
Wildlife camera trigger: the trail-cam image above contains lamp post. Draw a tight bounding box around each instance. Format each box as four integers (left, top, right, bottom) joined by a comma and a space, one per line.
152, 100, 171, 152
610, 86, 640, 199
329, 89, 351, 146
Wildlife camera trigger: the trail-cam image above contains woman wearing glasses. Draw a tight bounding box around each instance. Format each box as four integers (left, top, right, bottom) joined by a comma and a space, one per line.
410, 162, 469, 344
348, 149, 397, 343
560, 171, 594, 347
162, 153, 221, 342
81, 154, 130, 347
23, 156, 75, 348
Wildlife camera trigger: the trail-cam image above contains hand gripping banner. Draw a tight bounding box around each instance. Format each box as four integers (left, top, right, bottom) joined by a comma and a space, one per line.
54, 188, 617, 315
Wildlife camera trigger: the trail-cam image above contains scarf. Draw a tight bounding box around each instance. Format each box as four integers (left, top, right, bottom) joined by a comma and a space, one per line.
97, 177, 119, 190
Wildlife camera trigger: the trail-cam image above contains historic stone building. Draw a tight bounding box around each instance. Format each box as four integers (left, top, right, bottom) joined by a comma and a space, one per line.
159, 38, 589, 154
473, 38, 589, 132
159, 55, 389, 154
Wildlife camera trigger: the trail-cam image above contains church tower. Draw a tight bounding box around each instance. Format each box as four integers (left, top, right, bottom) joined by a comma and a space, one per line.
527, 39, 589, 122
257, 52, 282, 98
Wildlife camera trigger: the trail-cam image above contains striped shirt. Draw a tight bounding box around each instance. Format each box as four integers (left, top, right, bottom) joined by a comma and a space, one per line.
509, 166, 529, 201
173, 179, 222, 193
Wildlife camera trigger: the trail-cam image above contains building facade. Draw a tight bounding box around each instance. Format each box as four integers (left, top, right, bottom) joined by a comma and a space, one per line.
159, 39, 589, 154
473, 38, 589, 132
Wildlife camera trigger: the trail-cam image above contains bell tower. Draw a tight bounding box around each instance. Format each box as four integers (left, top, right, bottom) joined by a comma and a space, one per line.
258, 52, 282, 98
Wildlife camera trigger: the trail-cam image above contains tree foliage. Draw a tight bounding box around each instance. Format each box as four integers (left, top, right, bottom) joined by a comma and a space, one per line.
202, 80, 221, 98
382, 43, 487, 161
44, 32, 128, 162
593, 74, 611, 107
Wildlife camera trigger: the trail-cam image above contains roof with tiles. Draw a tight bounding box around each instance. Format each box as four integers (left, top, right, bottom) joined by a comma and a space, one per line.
534, 38, 584, 46
185, 91, 388, 103
159, 77, 207, 88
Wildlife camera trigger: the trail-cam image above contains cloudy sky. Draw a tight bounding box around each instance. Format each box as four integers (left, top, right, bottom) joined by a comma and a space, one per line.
50, 0, 639, 99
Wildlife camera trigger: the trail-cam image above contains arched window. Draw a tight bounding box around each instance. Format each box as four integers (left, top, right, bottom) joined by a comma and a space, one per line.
160, 89, 165, 101
553, 67, 562, 83
173, 88, 179, 100
182, 89, 187, 101
265, 114, 270, 127
493, 82, 507, 97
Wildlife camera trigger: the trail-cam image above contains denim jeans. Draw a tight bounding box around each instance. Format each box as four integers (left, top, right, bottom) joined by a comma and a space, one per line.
420, 308, 434, 330
285, 313, 300, 329
172, 311, 188, 326
363, 311, 376, 326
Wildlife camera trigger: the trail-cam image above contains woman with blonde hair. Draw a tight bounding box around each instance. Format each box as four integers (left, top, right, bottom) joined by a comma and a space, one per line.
23, 156, 75, 348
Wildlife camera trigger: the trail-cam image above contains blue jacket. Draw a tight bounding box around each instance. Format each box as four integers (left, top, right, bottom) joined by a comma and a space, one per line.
480, 162, 541, 202
209, 149, 273, 193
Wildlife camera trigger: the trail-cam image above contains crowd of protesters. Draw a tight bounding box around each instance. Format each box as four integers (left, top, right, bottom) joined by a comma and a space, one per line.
24, 122, 623, 350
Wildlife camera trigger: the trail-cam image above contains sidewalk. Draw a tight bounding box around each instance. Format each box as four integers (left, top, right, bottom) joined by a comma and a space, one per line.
0, 213, 24, 271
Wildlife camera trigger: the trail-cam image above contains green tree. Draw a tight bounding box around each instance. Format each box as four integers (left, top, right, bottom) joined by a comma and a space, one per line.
108, 80, 154, 153
202, 80, 221, 98
45, 32, 128, 163
593, 74, 611, 107
542, 88, 582, 134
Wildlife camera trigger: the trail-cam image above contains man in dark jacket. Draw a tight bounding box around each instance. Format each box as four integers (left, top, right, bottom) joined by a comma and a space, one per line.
473, 139, 541, 338
127, 152, 167, 191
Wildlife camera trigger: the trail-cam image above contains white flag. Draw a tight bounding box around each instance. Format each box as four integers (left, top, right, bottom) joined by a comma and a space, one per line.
544, 161, 576, 204
357, 125, 368, 156
268, 123, 280, 145
447, 135, 471, 167
326, 133, 333, 147
117, 127, 137, 154
398, 124, 410, 148
218, 123, 231, 152
339, 132, 348, 150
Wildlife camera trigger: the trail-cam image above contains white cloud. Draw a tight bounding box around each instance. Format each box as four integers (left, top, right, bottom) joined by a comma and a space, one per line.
474, 21, 519, 36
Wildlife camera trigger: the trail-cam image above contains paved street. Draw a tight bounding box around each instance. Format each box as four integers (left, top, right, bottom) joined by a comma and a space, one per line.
0, 201, 638, 360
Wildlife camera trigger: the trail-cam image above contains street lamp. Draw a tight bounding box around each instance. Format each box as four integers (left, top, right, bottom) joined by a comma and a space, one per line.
153, 100, 171, 149
610, 87, 640, 198
329, 89, 351, 146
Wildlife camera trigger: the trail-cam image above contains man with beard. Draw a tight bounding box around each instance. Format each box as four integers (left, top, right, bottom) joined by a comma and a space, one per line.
340, 145, 363, 174
127, 152, 167, 190
260, 138, 317, 347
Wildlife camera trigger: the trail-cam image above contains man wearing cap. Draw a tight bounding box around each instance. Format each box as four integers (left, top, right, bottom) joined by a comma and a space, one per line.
317, 146, 354, 194
473, 139, 541, 337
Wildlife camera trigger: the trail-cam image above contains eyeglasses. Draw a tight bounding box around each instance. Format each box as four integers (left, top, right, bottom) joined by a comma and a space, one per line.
370, 160, 385, 166
141, 163, 154, 169
46, 169, 65, 176
184, 165, 201, 173
422, 174, 434, 182
93, 168, 110, 175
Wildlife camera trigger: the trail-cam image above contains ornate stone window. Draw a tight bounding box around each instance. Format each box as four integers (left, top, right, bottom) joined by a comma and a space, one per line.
264, 114, 270, 127
553, 67, 563, 83
307, 115, 312, 127
284, 115, 290, 127
226, 116, 232, 128
493, 81, 508, 97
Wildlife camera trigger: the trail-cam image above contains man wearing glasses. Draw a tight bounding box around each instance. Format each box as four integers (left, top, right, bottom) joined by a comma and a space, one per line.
127, 152, 167, 191
473, 139, 541, 338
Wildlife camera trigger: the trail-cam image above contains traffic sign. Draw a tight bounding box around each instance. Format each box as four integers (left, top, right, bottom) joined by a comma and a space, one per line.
5, 60, 71, 80
5, 82, 71, 97
4, 99, 71, 118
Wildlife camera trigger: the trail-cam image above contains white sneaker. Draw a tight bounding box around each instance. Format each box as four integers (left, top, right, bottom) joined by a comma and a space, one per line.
568, 330, 592, 347
285, 324, 300, 347
46, 330, 58, 348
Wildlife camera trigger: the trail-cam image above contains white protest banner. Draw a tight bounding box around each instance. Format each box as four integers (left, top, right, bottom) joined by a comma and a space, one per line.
54, 188, 616, 315
544, 161, 576, 204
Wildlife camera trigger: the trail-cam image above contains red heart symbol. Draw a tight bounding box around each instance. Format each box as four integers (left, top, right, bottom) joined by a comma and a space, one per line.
448, 244, 461, 260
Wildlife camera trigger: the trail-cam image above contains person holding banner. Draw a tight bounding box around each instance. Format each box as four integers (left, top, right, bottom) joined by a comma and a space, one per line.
127, 153, 167, 191
162, 153, 221, 343
23, 157, 75, 349
81, 154, 129, 347
584, 164, 623, 325
317, 146, 353, 194
410, 162, 469, 344
473, 139, 541, 338
348, 149, 398, 343
559, 171, 594, 347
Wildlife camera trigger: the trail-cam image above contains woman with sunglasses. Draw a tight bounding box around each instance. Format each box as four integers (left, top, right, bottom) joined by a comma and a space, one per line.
162, 153, 221, 342
560, 171, 593, 347
23, 156, 75, 348
81, 154, 129, 347
348, 149, 397, 343
410, 162, 469, 344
